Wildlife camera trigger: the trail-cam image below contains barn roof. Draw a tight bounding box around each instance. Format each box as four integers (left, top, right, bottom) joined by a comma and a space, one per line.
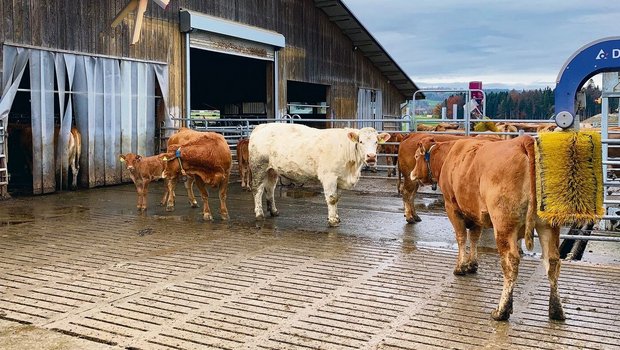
315, 0, 421, 99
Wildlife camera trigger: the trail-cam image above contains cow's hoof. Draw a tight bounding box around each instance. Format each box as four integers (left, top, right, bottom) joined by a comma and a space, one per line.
269, 210, 279, 217
256, 213, 265, 220
221, 213, 230, 221
549, 307, 566, 321
491, 308, 511, 321
328, 219, 340, 227
466, 261, 479, 273
453, 266, 468, 275
159, 202, 165, 207
165, 206, 174, 212
203, 213, 214, 221
190, 201, 199, 208
549, 295, 566, 320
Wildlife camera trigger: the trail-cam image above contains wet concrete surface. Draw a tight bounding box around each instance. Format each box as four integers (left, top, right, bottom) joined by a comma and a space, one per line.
0, 175, 619, 349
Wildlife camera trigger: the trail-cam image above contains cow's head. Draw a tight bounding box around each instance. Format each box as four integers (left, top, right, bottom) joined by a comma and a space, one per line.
410, 137, 436, 185
119, 153, 141, 172
348, 128, 391, 166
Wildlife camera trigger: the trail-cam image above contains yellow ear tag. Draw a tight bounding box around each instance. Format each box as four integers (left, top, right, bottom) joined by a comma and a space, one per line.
119, 157, 125, 162
162, 156, 168, 161
379, 139, 386, 144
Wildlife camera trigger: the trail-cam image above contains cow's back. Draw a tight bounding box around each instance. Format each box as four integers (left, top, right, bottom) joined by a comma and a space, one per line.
168, 127, 203, 150
250, 123, 350, 182
440, 136, 532, 226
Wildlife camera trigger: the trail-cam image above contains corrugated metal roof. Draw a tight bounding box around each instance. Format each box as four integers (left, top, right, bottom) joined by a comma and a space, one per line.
315, 0, 421, 99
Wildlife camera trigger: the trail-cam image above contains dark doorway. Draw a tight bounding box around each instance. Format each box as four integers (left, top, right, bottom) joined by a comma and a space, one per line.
287, 81, 329, 128
190, 49, 269, 126
7, 64, 33, 195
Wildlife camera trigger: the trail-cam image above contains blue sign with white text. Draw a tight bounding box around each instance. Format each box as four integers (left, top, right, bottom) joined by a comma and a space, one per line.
555, 37, 620, 117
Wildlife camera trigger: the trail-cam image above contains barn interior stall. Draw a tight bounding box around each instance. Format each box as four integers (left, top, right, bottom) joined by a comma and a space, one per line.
0, 45, 169, 196
287, 81, 329, 128
189, 48, 269, 127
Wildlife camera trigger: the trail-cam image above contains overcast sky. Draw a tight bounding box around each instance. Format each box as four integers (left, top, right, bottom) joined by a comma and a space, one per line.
341, 0, 620, 90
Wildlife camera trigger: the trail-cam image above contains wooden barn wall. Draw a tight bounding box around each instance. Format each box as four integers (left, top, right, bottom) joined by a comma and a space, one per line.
0, 0, 406, 120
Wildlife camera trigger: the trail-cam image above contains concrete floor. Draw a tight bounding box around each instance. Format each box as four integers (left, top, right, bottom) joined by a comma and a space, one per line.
0, 176, 619, 349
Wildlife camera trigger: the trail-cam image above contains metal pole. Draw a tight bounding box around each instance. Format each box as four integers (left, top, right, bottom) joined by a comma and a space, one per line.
274, 50, 279, 120
602, 96, 609, 184
185, 32, 191, 126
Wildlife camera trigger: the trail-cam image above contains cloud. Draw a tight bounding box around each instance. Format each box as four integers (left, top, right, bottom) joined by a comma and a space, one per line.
342, 0, 620, 89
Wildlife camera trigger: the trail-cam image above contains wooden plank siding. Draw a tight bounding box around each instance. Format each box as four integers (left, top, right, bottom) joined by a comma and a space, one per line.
0, 0, 408, 120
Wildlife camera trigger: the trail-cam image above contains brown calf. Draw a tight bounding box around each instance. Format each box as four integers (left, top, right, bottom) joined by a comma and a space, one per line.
410, 136, 564, 321
236, 138, 251, 190
119, 153, 167, 211
378, 132, 406, 178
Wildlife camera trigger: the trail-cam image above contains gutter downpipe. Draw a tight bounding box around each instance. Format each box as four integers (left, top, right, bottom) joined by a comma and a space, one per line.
185, 31, 191, 126
274, 50, 280, 120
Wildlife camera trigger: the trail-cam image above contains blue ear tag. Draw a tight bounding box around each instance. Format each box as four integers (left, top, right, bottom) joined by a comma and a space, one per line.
175, 148, 181, 158
424, 152, 430, 162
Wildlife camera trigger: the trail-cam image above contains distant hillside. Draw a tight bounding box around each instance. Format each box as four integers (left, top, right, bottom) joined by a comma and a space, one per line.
582, 113, 619, 127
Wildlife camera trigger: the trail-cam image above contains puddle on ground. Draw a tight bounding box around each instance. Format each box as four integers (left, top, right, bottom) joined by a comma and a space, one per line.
286, 188, 320, 198
0, 205, 90, 226
0, 219, 32, 227
415, 196, 445, 211
152, 215, 192, 221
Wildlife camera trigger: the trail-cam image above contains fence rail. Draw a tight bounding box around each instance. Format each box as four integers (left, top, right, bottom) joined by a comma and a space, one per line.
159, 114, 620, 242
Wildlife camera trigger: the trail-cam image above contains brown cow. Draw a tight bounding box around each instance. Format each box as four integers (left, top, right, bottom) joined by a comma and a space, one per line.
161, 132, 232, 221
398, 133, 484, 222
378, 132, 405, 178
165, 127, 202, 208
11, 125, 81, 190
236, 138, 251, 190
496, 123, 518, 140
119, 153, 168, 211
410, 135, 565, 321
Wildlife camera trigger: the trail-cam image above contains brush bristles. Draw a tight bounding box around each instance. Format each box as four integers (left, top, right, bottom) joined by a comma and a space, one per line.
535, 131, 604, 226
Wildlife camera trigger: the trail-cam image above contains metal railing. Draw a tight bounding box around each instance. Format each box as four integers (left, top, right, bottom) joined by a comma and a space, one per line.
160, 112, 620, 242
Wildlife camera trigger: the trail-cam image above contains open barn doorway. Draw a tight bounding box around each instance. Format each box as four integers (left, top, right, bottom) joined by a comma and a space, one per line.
287, 81, 329, 128
6, 61, 77, 196
189, 48, 270, 129
6, 63, 33, 196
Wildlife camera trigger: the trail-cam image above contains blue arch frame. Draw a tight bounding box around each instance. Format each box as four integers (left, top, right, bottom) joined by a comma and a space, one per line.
555, 36, 620, 116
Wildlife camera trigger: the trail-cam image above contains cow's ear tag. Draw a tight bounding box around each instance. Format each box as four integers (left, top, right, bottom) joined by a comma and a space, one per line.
162, 156, 168, 161
119, 157, 125, 162
348, 131, 359, 142
378, 133, 390, 144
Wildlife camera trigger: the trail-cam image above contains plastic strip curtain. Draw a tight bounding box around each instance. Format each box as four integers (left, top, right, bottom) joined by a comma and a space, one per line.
29, 50, 55, 194
5, 46, 165, 190
0, 47, 29, 162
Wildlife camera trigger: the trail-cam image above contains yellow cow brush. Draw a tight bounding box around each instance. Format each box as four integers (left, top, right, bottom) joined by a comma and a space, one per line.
535, 131, 604, 226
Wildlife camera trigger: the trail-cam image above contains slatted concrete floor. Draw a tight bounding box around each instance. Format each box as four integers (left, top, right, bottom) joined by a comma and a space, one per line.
0, 185, 619, 349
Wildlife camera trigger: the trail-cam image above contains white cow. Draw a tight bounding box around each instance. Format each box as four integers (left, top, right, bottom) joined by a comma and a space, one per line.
249, 123, 390, 226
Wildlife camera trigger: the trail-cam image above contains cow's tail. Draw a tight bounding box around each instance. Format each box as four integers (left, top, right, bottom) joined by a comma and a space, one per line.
522, 136, 536, 251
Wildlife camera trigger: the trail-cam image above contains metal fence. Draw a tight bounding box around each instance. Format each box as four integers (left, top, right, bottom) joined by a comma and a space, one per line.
160, 113, 620, 243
